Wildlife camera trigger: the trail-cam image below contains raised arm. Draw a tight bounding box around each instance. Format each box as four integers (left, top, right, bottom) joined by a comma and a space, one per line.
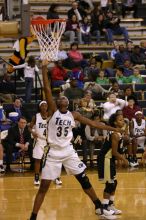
42, 60, 57, 114
72, 111, 121, 132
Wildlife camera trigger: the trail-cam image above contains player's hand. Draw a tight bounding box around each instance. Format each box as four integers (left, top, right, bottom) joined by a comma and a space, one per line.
24, 144, 28, 151
32, 131, 38, 139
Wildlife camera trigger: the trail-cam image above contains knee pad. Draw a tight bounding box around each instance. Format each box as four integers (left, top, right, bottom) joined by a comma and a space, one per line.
104, 180, 117, 194
75, 172, 92, 190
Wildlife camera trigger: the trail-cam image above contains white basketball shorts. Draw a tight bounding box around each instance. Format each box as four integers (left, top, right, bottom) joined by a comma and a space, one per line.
41, 146, 86, 180
33, 140, 46, 160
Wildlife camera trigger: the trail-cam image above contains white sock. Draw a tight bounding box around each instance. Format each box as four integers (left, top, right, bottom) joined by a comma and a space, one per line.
0, 160, 3, 165
102, 199, 109, 205
110, 196, 115, 203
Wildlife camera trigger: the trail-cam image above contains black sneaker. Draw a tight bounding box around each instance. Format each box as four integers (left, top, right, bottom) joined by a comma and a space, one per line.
0, 165, 5, 174
34, 174, 40, 186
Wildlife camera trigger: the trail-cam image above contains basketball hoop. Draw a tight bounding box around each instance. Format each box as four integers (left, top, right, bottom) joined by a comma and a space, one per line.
31, 19, 66, 61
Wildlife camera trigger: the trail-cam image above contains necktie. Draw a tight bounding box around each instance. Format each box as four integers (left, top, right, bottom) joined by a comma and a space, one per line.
20, 129, 24, 144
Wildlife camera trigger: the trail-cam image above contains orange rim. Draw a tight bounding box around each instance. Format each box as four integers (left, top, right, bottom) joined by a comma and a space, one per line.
31, 19, 66, 25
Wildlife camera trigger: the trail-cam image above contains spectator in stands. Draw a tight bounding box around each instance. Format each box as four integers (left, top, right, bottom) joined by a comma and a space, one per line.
102, 92, 126, 121
78, 0, 94, 18
64, 77, 84, 100
129, 111, 146, 166
64, 15, 83, 44
85, 114, 107, 168
122, 59, 133, 77
121, 0, 138, 18
80, 16, 91, 44
67, 1, 85, 21
122, 96, 141, 121
51, 60, 67, 88
108, 81, 124, 98
126, 41, 134, 57
110, 41, 119, 60
46, 4, 59, 19
122, 86, 138, 103
82, 90, 96, 109
115, 44, 130, 66
5, 97, 24, 119
140, 40, 146, 54
84, 81, 109, 100
0, 73, 15, 103
70, 64, 84, 88
91, 13, 108, 44
105, 11, 131, 44
79, 96, 94, 119
13, 56, 39, 103
58, 43, 68, 61
84, 56, 99, 81
2, 116, 33, 172
0, 143, 5, 174
130, 45, 146, 68
128, 67, 144, 84
68, 42, 84, 67
96, 70, 109, 84
116, 66, 129, 84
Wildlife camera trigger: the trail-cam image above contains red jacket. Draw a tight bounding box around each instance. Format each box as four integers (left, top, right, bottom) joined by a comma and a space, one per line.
122, 105, 141, 121
51, 66, 67, 81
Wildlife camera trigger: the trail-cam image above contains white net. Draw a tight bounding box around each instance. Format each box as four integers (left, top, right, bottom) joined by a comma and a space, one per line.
31, 19, 66, 61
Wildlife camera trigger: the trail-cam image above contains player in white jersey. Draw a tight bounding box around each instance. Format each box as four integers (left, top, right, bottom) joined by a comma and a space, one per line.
29, 60, 122, 220
130, 111, 146, 166
29, 101, 49, 185
30, 101, 62, 186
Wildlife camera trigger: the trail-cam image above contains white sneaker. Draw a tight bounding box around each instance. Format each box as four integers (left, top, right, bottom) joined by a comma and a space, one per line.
134, 160, 139, 166
55, 178, 62, 185
108, 205, 122, 215
95, 208, 115, 216
0, 165, 5, 174
96, 209, 116, 220
34, 179, 40, 186
129, 161, 137, 167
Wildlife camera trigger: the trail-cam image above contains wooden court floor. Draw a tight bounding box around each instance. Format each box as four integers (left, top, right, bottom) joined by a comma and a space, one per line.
0, 168, 146, 220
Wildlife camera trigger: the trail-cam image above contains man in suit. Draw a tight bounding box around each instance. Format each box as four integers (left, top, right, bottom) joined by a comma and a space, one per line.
2, 116, 33, 171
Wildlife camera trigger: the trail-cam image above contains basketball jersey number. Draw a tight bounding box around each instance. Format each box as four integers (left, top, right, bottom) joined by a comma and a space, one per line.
43, 129, 47, 136
57, 126, 69, 137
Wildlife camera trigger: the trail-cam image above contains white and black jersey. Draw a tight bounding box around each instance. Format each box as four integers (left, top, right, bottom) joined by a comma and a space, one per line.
47, 110, 75, 148
132, 119, 146, 136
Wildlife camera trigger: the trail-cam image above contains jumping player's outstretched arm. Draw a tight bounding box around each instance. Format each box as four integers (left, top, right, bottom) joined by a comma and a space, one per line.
72, 111, 121, 132
42, 60, 57, 114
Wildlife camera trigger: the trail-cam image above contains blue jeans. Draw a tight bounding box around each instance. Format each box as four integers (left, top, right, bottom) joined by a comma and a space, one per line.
25, 77, 33, 103
107, 27, 129, 43
92, 30, 101, 43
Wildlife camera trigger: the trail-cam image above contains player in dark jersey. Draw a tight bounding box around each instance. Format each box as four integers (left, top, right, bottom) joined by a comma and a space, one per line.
97, 113, 129, 215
